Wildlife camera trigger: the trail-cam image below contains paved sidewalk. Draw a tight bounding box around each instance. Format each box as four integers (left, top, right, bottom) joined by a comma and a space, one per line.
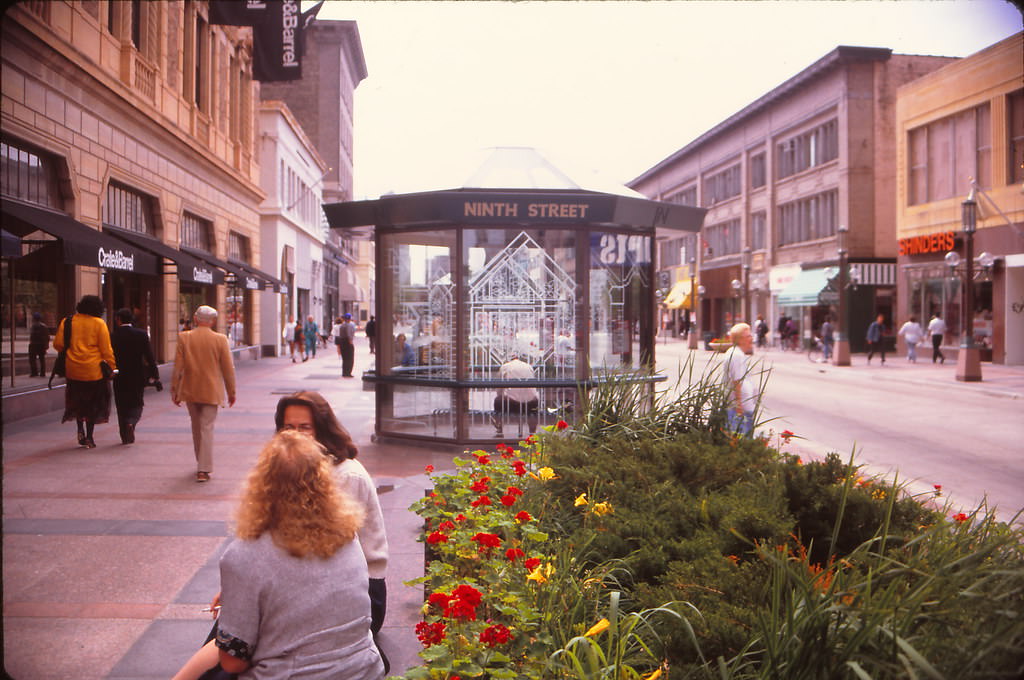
3, 346, 455, 679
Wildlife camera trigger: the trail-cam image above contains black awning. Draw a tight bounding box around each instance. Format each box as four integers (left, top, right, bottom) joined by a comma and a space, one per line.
229, 259, 287, 294
181, 247, 260, 291
104, 227, 224, 286
2, 199, 159, 275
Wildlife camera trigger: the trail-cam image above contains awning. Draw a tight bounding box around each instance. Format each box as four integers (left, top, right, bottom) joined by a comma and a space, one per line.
104, 227, 224, 285
229, 258, 288, 294
662, 280, 693, 310
2, 199, 159, 275
339, 267, 364, 301
180, 247, 259, 290
776, 267, 833, 307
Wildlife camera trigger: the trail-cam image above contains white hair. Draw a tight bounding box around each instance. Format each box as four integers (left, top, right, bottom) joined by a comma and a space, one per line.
194, 305, 218, 324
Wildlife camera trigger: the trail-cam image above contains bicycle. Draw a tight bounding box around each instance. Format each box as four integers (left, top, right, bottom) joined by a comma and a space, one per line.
807, 336, 827, 363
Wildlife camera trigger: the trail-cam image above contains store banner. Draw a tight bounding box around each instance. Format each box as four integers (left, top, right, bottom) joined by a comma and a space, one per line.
211, 0, 323, 82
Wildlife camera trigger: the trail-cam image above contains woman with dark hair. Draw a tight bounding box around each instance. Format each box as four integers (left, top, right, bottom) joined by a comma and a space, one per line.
53, 295, 116, 448
274, 391, 390, 671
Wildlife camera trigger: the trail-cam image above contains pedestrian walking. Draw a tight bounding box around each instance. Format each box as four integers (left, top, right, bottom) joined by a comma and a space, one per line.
53, 295, 116, 449
283, 315, 298, 362
338, 312, 357, 377
754, 315, 768, 349
171, 305, 236, 482
898, 315, 924, 363
28, 311, 49, 376
111, 308, 160, 445
721, 322, 759, 436
330, 315, 344, 358
866, 314, 886, 365
927, 313, 947, 364
820, 315, 834, 362
365, 315, 377, 354
302, 315, 318, 361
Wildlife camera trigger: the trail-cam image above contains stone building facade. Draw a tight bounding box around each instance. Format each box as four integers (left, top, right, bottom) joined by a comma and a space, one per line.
2, 0, 268, 372
629, 46, 954, 351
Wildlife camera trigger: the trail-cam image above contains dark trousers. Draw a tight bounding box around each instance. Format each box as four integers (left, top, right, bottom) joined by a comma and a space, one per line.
867, 340, 886, 363
28, 345, 46, 376
493, 396, 539, 435
368, 336, 377, 354
932, 334, 944, 363
340, 340, 355, 376
113, 383, 144, 443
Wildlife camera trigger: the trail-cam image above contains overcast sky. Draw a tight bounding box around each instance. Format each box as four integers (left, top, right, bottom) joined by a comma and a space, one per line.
308, 0, 1022, 200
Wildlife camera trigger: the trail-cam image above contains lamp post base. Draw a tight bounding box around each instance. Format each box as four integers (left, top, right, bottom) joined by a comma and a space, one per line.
688, 331, 699, 350
834, 339, 851, 366
956, 346, 983, 382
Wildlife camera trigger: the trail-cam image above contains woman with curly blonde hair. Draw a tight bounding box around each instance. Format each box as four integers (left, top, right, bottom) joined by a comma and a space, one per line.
211, 431, 384, 679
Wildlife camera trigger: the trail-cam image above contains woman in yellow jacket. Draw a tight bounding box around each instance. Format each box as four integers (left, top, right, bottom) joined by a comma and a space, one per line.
53, 295, 116, 448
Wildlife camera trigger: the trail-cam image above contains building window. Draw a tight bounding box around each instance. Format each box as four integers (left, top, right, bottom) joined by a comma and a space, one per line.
668, 184, 697, 207
750, 153, 766, 189
181, 212, 213, 252
908, 103, 991, 205
702, 165, 741, 206
184, 2, 209, 111
659, 237, 690, 268
1009, 89, 1024, 185
104, 182, 156, 235
777, 190, 838, 246
0, 140, 58, 208
750, 211, 766, 250
777, 119, 838, 179
228, 232, 251, 263
704, 218, 741, 258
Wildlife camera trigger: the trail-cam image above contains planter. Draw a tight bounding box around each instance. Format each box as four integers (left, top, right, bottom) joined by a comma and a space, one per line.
709, 341, 731, 353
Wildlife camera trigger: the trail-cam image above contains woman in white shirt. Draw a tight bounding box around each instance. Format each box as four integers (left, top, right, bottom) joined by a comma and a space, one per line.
898, 315, 925, 363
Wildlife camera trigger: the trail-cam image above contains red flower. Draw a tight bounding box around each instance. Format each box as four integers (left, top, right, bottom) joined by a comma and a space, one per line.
555, 419, 569, 430
515, 510, 532, 523
512, 460, 527, 476
506, 485, 524, 497
953, 512, 969, 523
438, 520, 455, 531
470, 477, 490, 493
426, 531, 449, 544
443, 584, 483, 621
428, 592, 450, 609
526, 435, 537, 444
455, 514, 466, 522
424, 464, 434, 474
475, 453, 491, 465
415, 620, 446, 646
479, 623, 513, 647
524, 557, 541, 571
780, 430, 795, 442
471, 495, 492, 508
470, 532, 502, 551
500, 495, 516, 506
427, 491, 437, 497
505, 547, 525, 562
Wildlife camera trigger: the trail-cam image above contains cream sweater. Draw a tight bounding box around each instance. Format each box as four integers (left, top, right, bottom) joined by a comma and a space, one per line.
334, 458, 388, 579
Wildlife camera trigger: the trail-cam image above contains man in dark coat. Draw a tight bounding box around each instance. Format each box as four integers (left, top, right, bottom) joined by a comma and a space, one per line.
111, 308, 160, 444
28, 312, 50, 376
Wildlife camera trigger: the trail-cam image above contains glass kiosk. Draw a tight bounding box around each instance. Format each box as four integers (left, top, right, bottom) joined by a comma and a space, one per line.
324, 154, 705, 446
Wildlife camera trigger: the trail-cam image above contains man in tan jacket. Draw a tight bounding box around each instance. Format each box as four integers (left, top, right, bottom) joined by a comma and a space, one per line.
171, 305, 236, 482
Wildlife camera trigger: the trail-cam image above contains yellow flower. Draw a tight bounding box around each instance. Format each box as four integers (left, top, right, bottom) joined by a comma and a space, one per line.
537, 466, 556, 481
644, 669, 663, 680
584, 617, 610, 637
527, 562, 555, 584
591, 501, 613, 516
574, 493, 588, 507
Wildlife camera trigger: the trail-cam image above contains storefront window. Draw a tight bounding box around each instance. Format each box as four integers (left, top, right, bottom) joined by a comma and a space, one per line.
590, 232, 652, 371
906, 264, 961, 341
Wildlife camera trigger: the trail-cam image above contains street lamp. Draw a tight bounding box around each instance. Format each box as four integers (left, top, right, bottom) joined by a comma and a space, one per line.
742, 246, 752, 323
687, 256, 699, 349
948, 188, 982, 381
730, 278, 742, 331
835, 224, 851, 366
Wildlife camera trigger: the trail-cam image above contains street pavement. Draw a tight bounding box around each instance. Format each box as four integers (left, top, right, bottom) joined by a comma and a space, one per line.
3, 344, 458, 680
656, 335, 1024, 519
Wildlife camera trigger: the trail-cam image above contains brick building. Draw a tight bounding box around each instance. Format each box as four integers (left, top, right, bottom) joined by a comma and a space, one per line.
629, 46, 954, 352
895, 32, 1023, 366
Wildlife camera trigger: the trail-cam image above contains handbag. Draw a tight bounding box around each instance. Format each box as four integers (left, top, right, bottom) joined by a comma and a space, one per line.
48, 315, 72, 389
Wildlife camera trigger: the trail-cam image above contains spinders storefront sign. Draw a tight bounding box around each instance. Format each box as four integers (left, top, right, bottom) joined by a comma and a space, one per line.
898, 231, 955, 257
